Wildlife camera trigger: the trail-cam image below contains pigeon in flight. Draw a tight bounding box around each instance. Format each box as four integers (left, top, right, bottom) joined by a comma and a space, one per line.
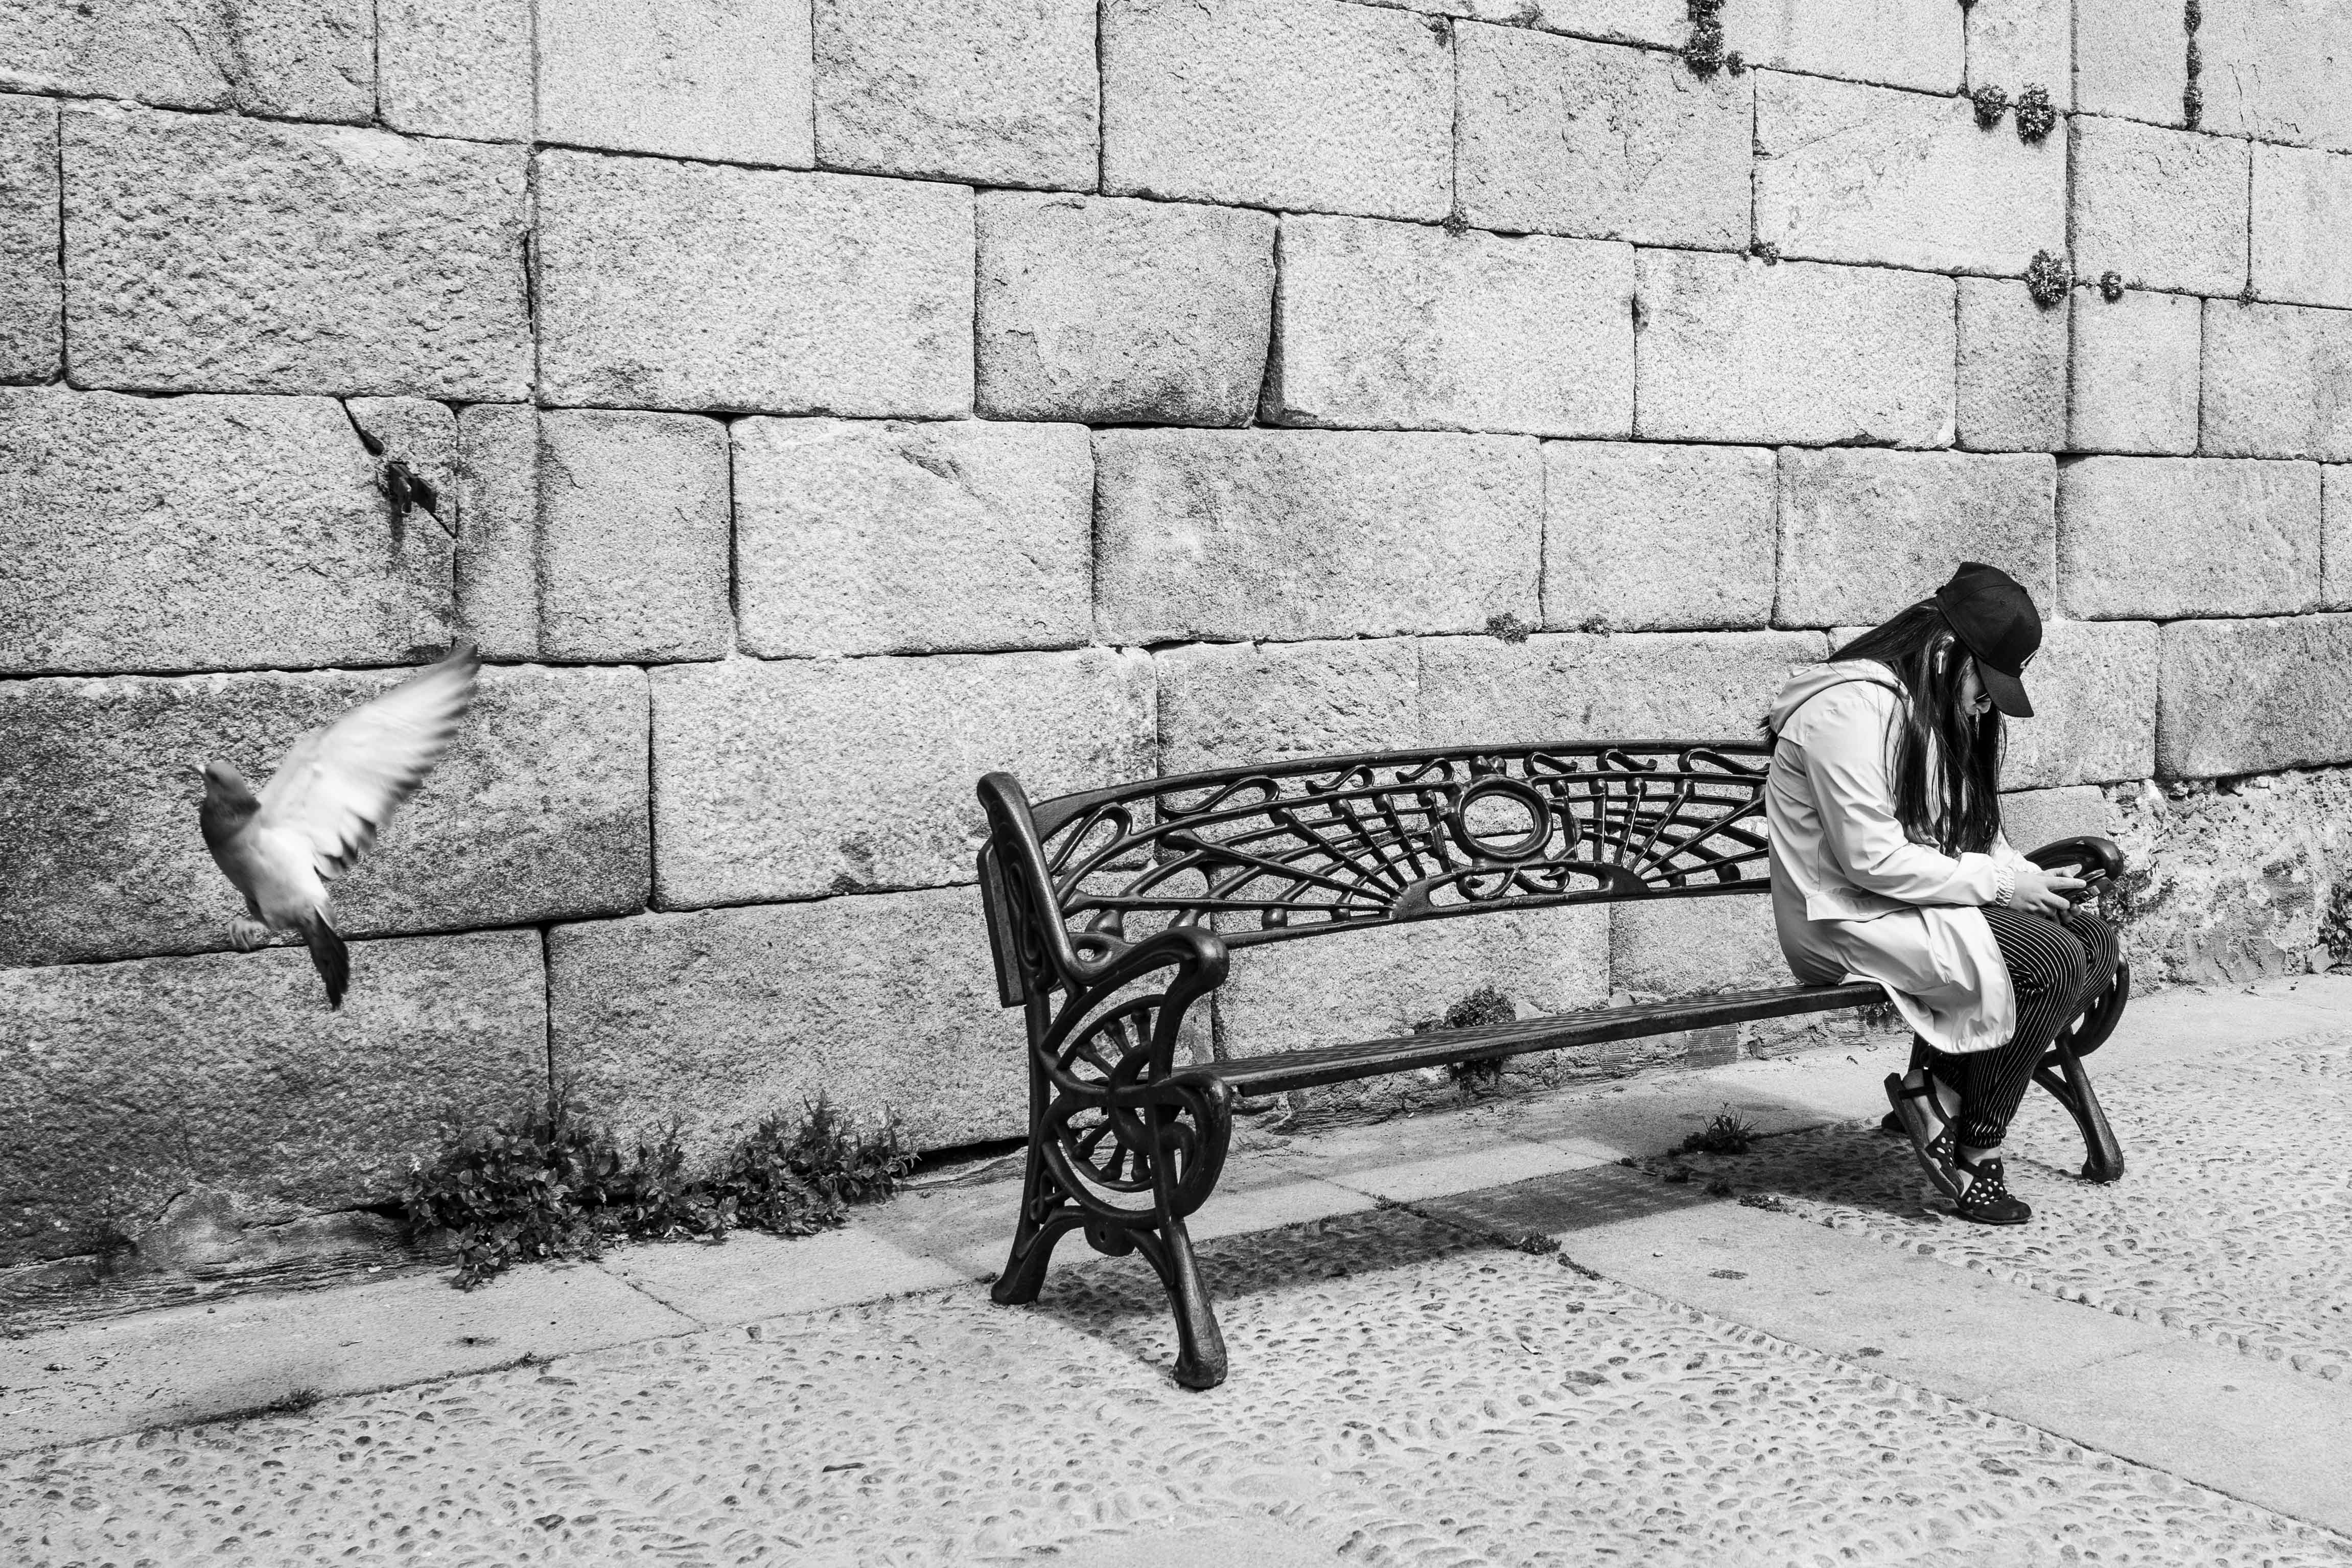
198, 644, 481, 1009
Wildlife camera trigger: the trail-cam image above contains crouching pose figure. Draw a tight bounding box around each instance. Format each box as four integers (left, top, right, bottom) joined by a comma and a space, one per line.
1764, 563, 2121, 1225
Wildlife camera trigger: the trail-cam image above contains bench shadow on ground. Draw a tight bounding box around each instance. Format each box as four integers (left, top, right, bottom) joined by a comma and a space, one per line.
1015, 1163, 1739, 1379
1012, 1071, 1975, 1380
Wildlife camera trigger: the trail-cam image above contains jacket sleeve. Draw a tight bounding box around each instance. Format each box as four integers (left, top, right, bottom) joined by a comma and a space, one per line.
1791, 686, 2005, 907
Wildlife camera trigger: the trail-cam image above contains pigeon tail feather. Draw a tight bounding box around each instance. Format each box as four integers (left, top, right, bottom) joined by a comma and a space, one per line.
300, 914, 350, 1011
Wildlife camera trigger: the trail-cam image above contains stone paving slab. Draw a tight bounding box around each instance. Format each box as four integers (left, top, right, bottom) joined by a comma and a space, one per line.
1696, 1032, 2352, 1383
1546, 1188, 2352, 1534
0, 1262, 691, 1456
591, 1225, 972, 1330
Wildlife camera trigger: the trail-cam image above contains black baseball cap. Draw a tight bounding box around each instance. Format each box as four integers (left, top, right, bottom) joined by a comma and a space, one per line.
1934, 562, 2041, 718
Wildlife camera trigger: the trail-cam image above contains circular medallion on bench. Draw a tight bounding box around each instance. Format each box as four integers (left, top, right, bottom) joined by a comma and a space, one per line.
1446, 776, 1561, 864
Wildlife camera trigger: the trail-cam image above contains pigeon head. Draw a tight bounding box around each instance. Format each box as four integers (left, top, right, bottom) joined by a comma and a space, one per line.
199, 761, 259, 808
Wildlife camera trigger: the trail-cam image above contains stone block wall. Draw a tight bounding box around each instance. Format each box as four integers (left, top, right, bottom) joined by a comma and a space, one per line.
5, 0, 2351, 1262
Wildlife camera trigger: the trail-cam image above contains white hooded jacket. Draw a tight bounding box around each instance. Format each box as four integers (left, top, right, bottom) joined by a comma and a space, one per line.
1764, 662, 2030, 1056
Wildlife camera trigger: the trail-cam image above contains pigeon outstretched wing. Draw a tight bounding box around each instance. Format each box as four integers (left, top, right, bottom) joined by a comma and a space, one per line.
255, 644, 481, 882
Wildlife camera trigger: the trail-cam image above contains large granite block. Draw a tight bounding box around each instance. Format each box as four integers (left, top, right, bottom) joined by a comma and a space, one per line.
2, 0, 239, 109
548, 888, 1020, 1162
1419, 629, 1829, 746
0, 387, 452, 676
218, 0, 374, 120
1755, 73, 2064, 274
1532, 0, 1685, 46
1542, 441, 1777, 632
2072, 0, 2185, 124
62, 105, 529, 398
2068, 116, 2248, 297
1214, 906, 1613, 1061
1611, 897, 1785, 1000
1721, 0, 1964, 92
2327, 466, 2352, 611
2200, 0, 2352, 151
539, 0, 814, 167
2201, 299, 2352, 462
1156, 637, 1420, 776
0, 93, 59, 380
815, 0, 1096, 189
1099, 0, 1451, 221
1634, 252, 1956, 448
1454, 25, 1751, 251
2251, 144, 2352, 310
537, 411, 733, 664
2068, 289, 2202, 456
650, 649, 1154, 908
1955, 275, 2067, 453
1774, 449, 2056, 628
2, 0, 371, 121
1263, 216, 1633, 437
2158, 614, 2352, 777
732, 417, 1092, 658
2000, 619, 2160, 789
0, 664, 650, 967
377, 0, 532, 141
1964, 0, 2069, 103
0, 931, 547, 1265
4, 0, 368, 120
1998, 785, 2113, 856
2058, 456, 2321, 619
1094, 429, 1541, 644
537, 151, 973, 417
453, 403, 540, 660
975, 192, 1275, 427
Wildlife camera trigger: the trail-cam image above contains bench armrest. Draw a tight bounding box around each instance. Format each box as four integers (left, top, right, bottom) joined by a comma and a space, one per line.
2022, 834, 2125, 885
978, 772, 1235, 1009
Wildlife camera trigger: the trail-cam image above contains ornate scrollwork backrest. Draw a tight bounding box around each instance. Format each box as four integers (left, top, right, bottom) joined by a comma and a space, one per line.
1021, 742, 1776, 969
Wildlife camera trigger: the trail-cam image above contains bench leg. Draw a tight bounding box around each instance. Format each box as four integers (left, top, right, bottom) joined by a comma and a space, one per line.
2034, 955, 2130, 1183
2034, 1039, 2125, 1183
992, 1141, 1082, 1307
1096, 1214, 1227, 1391
1880, 955, 2131, 1183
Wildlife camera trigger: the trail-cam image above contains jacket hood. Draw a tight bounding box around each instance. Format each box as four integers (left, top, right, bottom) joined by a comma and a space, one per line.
1766, 660, 1906, 736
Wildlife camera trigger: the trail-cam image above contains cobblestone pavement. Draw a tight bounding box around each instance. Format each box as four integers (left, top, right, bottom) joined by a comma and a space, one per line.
10, 1016, 2352, 1565
10, 1210, 2352, 1566
1678, 1033, 2352, 1384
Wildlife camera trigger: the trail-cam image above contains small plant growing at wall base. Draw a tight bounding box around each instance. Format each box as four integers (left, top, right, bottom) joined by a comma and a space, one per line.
1412, 985, 1519, 1085
2025, 249, 2072, 307
2319, 880, 2352, 968
2013, 85, 2057, 143
1971, 85, 2009, 129
401, 1090, 913, 1288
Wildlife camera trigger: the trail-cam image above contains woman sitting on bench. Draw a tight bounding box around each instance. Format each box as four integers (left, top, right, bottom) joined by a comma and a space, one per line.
1763, 563, 2122, 1226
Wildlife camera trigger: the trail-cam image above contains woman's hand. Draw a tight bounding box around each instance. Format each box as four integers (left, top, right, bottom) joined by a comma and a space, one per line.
2009, 863, 2089, 917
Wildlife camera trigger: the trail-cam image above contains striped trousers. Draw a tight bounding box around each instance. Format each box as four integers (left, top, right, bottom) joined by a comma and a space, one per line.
1932, 905, 2122, 1150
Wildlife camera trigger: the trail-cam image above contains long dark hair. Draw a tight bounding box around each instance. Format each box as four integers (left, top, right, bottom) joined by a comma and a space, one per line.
1826, 602, 2005, 856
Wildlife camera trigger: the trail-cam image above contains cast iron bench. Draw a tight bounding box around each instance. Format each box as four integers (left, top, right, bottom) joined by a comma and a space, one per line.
975, 742, 2130, 1389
